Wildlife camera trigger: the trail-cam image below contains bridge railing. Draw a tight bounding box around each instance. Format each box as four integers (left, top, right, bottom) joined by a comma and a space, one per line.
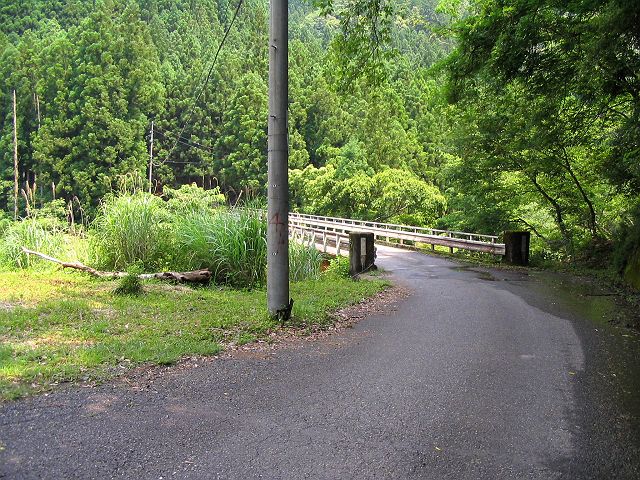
288, 212, 506, 256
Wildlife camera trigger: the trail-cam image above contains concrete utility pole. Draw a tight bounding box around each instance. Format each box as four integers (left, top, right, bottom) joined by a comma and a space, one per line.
267, 0, 290, 318
13, 90, 19, 220
148, 120, 154, 193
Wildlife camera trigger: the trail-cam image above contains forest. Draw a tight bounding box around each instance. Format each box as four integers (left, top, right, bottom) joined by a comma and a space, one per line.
0, 0, 639, 282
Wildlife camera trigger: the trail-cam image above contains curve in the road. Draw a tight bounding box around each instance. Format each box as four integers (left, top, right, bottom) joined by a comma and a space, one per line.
1, 246, 639, 479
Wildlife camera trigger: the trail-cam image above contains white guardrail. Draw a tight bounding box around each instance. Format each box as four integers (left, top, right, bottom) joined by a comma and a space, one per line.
288, 212, 506, 256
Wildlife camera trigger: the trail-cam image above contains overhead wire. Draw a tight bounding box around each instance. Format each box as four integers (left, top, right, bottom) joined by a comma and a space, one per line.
159, 0, 244, 166
163, 159, 211, 165
154, 128, 215, 152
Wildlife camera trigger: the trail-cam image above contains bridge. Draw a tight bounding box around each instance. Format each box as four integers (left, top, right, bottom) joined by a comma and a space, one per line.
288, 212, 506, 257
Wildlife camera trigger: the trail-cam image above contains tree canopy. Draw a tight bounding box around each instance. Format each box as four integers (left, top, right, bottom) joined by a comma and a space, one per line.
1, 0, 639, 273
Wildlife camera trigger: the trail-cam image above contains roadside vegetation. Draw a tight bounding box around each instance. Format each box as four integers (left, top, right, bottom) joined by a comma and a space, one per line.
0, 185, 387, 401
2, 0, 637, 287
0, 271, 384, 401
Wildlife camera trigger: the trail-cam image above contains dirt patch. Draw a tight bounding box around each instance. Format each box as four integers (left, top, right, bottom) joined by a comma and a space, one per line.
223, 283, 411, 355
0, 301, 17, 311
10, 334, 95, 351
92, 307, 117, 320
146, 283, 196, 294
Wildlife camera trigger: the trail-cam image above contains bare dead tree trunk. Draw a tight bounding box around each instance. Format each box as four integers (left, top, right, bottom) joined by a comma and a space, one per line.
21, 248, 212, 284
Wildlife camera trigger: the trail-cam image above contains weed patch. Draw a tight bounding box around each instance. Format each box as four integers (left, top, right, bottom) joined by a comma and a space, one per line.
0, 271, 386, 400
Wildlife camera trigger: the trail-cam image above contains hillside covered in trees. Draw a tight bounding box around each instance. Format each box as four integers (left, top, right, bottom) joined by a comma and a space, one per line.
1, 0, 639, 280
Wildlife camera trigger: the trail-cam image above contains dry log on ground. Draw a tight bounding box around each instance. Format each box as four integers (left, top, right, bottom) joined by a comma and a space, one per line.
21, 248, 211, 284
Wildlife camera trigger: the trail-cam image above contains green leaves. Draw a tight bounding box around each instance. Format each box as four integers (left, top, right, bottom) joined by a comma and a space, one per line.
327, 0, 397, 89
442, 0, 640, 261
27, 1, 165, 208
291, 162, 446, 226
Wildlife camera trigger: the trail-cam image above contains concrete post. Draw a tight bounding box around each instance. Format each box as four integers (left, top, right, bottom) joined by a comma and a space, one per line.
349, 232, 362, 276
503, 231, 531, 266
267, 0, 290, 318
364, 232, 376, 271
349, 232, 376, 276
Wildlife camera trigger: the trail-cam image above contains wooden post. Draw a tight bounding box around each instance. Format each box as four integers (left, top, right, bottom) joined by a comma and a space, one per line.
13, 90, 19, 220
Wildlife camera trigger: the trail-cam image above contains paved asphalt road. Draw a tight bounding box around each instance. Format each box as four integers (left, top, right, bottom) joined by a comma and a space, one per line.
1, 246, 639, 479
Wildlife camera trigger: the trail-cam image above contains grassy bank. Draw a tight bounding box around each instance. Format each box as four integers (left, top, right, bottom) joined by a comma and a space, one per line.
0, 271, 387, 401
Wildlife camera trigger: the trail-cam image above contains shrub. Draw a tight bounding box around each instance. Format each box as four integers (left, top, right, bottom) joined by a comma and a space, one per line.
90, 193, 172, 271
613, 204, 640, 274
36, 199, 68, 222
163, 184, 226, 214
325, 255, 351, 278
114, 265, 144, 296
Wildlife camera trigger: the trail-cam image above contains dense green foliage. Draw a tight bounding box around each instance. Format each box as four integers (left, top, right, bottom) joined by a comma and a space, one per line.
1, 0, 639, 278
1, 0, 448, 219
442, 0, 639, 266
0, 187, 323, 288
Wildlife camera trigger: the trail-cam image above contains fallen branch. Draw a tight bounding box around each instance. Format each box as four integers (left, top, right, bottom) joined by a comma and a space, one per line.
21, 248, 211, 284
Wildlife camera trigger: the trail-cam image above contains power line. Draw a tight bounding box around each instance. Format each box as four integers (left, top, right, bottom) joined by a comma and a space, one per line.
162, 159, 211, 165
161, 0, 244, 165
154, 128, 215, 152
152, 129, 215, 167
155, 127, 214, 150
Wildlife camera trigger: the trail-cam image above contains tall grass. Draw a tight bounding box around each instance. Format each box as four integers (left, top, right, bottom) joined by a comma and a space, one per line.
0, 217, 67, 269
173, 209, 268, 287
290, 241, 323, 281
2, 188, 323, 288
173, 208, 323, 286
0, 212, 12, 237
90, 193, 172, 271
